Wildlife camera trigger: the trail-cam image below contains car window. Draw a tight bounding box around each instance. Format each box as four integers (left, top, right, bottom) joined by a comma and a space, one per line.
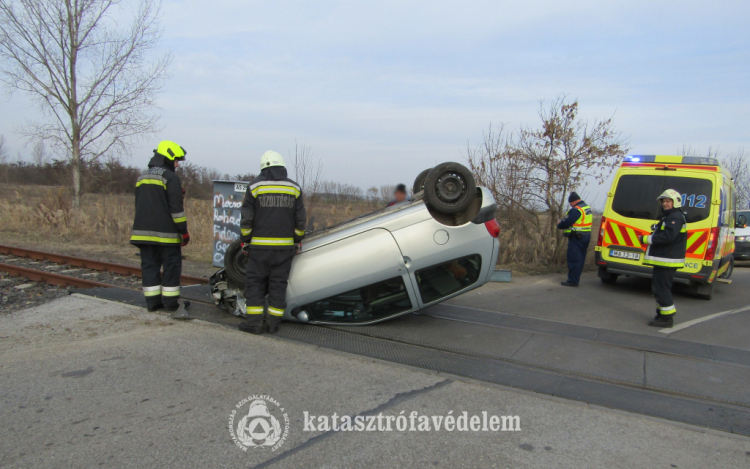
415, 254, 482, 304
611, 175, 713, 223
303, 276, 412, 323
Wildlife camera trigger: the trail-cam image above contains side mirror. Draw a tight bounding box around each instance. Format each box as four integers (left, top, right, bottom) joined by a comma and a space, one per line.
737, 215, 747, 228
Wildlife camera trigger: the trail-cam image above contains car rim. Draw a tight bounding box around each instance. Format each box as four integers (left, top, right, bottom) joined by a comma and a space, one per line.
435, 171, 466, 204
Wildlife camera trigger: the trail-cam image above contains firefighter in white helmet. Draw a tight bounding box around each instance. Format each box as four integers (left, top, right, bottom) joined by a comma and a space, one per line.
237, 151, 306, 334
640, 189, 688, 328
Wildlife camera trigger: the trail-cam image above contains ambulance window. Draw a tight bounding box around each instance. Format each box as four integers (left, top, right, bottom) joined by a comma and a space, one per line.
612, 175, 713, 223
612, 175, 662, 220
663, 176, 712, 223
303, 277, 412, 323
415, 254, 482, 304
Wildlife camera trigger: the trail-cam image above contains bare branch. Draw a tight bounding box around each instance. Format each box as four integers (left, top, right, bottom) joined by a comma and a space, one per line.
0, 0, 171, 208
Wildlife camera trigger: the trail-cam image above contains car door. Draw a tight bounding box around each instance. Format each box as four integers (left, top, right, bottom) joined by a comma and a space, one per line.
391, 218, 491, 309
286, 228, 419, 324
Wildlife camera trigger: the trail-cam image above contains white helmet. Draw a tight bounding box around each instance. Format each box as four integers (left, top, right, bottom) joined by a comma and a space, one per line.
260, 150, 285, 171
658, 189, 682, 209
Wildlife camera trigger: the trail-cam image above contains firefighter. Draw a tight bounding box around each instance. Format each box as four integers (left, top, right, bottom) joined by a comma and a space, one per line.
238, 150, 306, 335
556, 192, 593, 287
641, 189, 688, 328
130, 141, 190, 312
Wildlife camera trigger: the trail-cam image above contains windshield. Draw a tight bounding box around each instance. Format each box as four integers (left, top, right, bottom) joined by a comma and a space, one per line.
611, 175, 713, 223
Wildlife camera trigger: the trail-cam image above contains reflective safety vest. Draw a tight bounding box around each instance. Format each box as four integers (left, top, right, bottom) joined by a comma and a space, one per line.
564, 204, 593, 234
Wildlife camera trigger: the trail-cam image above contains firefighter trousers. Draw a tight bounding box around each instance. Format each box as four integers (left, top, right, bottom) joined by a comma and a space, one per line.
139, 244, 182, 310
566, 233, 590, 285
652, 266, 677, 315
244, 248, 295, 328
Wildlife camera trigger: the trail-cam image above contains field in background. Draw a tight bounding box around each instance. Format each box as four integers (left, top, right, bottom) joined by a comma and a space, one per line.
0, 184, 382, 265
0, 183, 600, 275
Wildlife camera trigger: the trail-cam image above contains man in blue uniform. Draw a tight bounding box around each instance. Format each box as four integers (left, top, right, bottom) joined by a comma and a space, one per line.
556, 192, 593, 287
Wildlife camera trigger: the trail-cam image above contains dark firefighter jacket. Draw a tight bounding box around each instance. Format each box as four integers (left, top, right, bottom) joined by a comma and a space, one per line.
642, 207, 688, 268
240, 167, 306, 250
130, 154, 188, 246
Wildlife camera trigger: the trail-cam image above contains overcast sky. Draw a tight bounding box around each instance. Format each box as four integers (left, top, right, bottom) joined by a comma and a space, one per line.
1, 0, 748, 200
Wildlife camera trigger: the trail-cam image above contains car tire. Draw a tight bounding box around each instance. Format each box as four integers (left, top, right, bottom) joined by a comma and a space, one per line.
224, 239, 248, 286
600, 275, 618, 285
693, 281, 714, 300
719, 258, 734, 279
423, 162, 476, 214
413, 168, 432, 195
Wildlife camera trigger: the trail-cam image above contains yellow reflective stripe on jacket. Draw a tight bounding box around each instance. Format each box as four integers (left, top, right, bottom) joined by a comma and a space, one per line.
268, 306, 285, 317
295, 229, 305, 237
251, 185, 301, 198
241, 228, 252, 236
136, 179, 166, 189
130, 235, 182, 244
250, 237, 294, 246
246, 306, 264, 315
171, 212, 186, 223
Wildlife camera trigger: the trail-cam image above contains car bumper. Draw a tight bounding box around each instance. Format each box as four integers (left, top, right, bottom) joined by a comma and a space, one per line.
734, 241, 750, 260
595, 251, 714, 285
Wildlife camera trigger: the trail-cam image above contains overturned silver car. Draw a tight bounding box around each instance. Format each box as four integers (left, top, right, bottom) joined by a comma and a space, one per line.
210, 162, 500, 325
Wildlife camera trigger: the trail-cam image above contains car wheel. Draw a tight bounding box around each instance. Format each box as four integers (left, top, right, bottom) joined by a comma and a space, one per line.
423, 162, 476, 214
719, 258, 734, 279
413, 168, 432, 195
693, 281, 714, 300
224, 239, 248, 286
600, 275, 618, 285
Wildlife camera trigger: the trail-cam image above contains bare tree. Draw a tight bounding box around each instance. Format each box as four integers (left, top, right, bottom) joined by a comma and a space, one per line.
723, 148, 750, 210
468, 97, 628, 265
516, 96, 629, 261
0, 134, 7, 163
31, 139, 47, 165
290, 141, 323, 216
678, 145, 721, 158
0, 0, 171, 208
379, 184, 395, 204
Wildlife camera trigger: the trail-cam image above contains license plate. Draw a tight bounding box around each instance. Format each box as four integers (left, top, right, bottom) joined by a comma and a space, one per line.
610, 249, 640, 261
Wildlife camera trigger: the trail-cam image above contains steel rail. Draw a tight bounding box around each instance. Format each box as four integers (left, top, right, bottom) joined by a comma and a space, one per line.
0, 244, 208, 285
0, 263, 115, 289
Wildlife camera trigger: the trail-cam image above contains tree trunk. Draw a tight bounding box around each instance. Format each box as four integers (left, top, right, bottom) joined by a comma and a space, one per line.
71, 144, 81, 210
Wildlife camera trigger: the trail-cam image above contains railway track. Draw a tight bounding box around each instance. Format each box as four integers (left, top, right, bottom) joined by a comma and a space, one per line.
0, 244, 209, 289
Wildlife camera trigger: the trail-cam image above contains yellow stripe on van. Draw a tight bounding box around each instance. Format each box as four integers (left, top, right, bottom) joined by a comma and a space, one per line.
625, 227, 641, 248
654, 155, 683, 164
612, 224, 626, 245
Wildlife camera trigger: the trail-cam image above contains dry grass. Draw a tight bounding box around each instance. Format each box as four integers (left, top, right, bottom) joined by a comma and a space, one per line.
0, 184, 602, 272
0, 185, 383, 264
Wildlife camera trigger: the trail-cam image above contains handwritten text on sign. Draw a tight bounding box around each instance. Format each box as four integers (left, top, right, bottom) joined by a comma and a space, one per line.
212, 181, 249, 267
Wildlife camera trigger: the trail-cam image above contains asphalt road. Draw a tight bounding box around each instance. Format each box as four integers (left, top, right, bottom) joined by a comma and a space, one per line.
1, 295, 750, 468
447, 263, 750, 350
